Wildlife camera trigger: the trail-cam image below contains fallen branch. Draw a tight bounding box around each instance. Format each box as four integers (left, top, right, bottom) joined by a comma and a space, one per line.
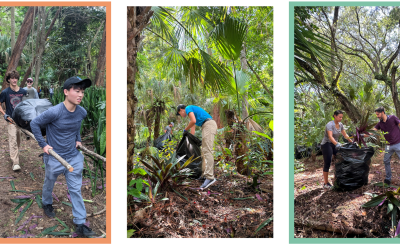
78, 145, 106, 162
295, 218, 368, 237
88, 208, 106, 217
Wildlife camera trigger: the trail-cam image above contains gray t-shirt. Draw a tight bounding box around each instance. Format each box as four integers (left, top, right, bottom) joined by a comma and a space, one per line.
23, 87, 39, 99
165, 125, 172, 134
321, 121, 344, 145
31, 103, 87, 159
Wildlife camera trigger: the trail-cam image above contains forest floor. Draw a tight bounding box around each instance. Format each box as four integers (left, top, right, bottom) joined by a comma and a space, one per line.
129, 167, 273, 238
0, 116, 106, 238
294, 149, 400, 238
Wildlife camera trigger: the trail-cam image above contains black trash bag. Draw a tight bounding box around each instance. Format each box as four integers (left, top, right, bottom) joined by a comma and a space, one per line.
153, 132, 172, 150
334, 143, 375, 191
176, 131, 202, 179
11, 99, 53, 136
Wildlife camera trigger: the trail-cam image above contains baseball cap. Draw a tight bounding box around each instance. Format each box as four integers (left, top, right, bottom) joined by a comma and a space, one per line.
176, 104, 186, 116
63, 76, 91, 90
27, 77, 33, 83
170, 122, 174, 127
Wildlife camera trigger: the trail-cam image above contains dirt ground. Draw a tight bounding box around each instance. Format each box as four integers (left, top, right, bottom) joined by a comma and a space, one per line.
129, 168, 273, 238
294, 149, 400, 238
0, 117, 106, 238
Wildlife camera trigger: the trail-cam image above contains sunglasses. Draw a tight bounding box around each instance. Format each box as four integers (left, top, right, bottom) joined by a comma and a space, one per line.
27, 80, 33, 83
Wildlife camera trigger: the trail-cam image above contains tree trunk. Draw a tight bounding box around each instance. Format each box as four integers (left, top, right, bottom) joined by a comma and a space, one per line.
87, 20, 104, 80
212, 102, 223, 128
390, 66, 400, 118
225, 110, 235, 149
94, 19, 106, 87
235, 122, 248, 175
21, 7, 61, 88
1, 7, 37, 91
10, 7, 15, 53
31, 7, 35, 70
34, 7, 48, 89
127, 7, 153, 182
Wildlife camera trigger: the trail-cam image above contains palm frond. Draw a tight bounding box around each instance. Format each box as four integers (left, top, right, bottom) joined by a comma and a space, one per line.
209, 15, 247, 60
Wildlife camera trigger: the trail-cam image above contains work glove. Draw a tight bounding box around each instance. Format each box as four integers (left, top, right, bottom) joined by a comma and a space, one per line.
183, 129, 187, 134
3, 114, 9, 121
335, 142, 342, 150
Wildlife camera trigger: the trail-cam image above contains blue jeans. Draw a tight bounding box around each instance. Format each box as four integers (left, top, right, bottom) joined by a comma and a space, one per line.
383, 142, 400, 182
42, 152, 86, 224
50, 93, 53, 99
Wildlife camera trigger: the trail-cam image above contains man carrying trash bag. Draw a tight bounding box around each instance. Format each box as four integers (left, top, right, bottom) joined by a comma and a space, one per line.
373, 107, 400, 186
30, 76, 96, 237
0, 70, 27, 171
164, 122, 174, 135
176, 104, 217, 189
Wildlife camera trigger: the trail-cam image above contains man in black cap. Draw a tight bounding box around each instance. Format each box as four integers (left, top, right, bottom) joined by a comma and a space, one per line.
30, 76, 96, 237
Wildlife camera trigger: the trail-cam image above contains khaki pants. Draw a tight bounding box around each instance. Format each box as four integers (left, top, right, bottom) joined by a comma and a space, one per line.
201, 120, 217, 179
8, 123, 21, 166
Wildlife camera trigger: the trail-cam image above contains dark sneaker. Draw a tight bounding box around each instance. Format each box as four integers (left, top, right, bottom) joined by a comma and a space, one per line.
384, 179, 391, 186
200, 179, 216, 189
323, 183, 332, 189
43, 204, 55, 218
75, 224, 97, 237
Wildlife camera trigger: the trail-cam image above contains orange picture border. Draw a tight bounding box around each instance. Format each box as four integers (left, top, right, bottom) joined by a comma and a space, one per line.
0, 2, 111, 244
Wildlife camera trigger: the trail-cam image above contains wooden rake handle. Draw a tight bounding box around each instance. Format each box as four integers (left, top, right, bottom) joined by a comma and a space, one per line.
8, 119, 73, 172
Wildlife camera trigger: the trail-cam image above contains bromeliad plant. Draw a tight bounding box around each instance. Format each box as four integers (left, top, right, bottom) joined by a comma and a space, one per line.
139, 152, 197, 190
362, 186, 400, 233
351, 112, 379, 148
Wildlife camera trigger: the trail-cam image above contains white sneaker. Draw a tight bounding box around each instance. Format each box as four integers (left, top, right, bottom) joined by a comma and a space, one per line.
13, 164, 21, 171
200, 179, 216, 189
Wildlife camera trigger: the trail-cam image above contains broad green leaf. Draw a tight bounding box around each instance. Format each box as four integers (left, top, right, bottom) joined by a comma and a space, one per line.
254, 217, 273, 235
362, 194, 386, 207
36, 225, 58, 237
15, 199, 33, 225
100, 128, 106, 156
127, 229, 136, 238
252, 131, 273, 141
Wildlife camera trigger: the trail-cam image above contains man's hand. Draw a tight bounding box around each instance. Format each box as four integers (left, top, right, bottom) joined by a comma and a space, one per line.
76, 141, 82, 149
43, 145, 53, 155
3, 114, 9, 121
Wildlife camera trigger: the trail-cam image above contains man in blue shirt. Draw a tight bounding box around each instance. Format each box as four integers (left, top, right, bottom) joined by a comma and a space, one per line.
0, 70, 27, 171
30, 76, 96, 237
177, 104, 217, 189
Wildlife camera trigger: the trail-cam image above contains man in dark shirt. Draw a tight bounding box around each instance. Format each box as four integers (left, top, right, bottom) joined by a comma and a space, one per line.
373, 107, 400, 185
0, 70, 27, 171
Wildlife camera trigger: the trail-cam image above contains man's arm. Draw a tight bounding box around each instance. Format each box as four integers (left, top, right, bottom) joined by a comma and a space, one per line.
185, 112, 196, 134
31, 107, 58, 154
